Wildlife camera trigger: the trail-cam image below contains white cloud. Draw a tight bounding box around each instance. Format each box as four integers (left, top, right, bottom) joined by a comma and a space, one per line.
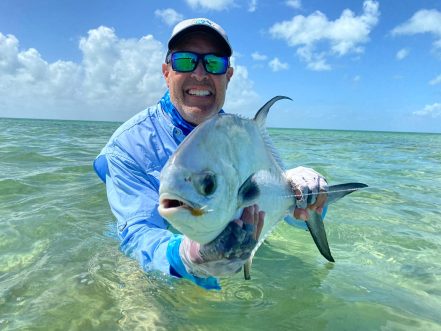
413, 103, 441, 118
248, 0, 257, 12
269, 0, 379, 71
0, 27, 166, 121
0, 28, 257, 121
396, 48, 409, 60
353, 75, 361, 82
269, 57, 289, 72
429, 74, 441, 85
78, 27, 167, 107
391, 9, 441, 50
286, 0, 301, 9
185, 0, 235, 11
392, 9, 441, 59
154, 8, 184, 26
224, 57, 259, 116
296, 47, 331, 71
251, 51, 267, 61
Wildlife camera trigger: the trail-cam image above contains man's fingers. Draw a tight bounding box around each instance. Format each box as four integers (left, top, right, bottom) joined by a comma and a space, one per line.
293, 208, 309, 221
238, 204, 265, 241
317, 191, 328, 207
308, 191, 327, 212
241, 205, 255, 224
294, 191, 327, 221
255, 211, 265, 241
234, 219, 244, 228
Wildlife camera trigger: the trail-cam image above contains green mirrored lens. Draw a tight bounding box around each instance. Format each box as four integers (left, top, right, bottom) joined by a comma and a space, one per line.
172, 53, 197, 72
204, 55, 227, 74
170, 52, 228, 74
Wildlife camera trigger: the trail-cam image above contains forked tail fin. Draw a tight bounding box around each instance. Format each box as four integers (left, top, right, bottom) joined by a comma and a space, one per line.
306, 182, 368, 262
327, 183, 368, 204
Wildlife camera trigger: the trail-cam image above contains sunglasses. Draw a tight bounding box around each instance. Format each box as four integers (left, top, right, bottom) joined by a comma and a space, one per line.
166, 51, 230, 75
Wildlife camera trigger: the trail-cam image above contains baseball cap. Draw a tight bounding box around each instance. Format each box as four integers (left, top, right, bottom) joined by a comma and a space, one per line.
168, 18, 232, 56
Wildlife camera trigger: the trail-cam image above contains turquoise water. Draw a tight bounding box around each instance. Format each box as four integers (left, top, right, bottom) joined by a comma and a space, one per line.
1, 118, 440, 330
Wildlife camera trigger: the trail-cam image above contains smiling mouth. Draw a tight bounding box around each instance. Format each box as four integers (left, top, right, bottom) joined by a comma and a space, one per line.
186, 88, 213, 97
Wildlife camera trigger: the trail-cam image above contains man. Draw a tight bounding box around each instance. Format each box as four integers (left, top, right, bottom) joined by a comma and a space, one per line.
94, 18, 328, 290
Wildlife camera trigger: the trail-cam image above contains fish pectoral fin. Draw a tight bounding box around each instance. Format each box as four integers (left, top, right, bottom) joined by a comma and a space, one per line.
306, 212, 335, 262
327, 183, 368, 204
237, 173, 260, 208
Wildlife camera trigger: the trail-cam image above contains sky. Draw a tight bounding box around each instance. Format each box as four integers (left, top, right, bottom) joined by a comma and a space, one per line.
1, 0, 441, 133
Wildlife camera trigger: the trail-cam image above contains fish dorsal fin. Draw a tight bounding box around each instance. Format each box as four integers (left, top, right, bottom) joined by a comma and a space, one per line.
254, 96, 292, 171
259, 124, 286, 170
253, 96, 292, 126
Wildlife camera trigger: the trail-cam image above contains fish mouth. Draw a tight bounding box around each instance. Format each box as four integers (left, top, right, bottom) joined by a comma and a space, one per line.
159, 194, 206, 217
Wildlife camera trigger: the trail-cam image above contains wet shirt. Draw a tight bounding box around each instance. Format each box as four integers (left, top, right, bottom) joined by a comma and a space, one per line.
94, 91, 220, 289
94, 91, 313, 290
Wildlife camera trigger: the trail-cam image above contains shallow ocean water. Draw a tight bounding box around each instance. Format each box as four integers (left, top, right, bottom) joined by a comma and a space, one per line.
0, 118, 440, 330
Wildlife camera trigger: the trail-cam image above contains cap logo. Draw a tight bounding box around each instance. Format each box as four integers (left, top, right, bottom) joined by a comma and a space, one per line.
169, 18, 232, 56
193, 18, 214, 27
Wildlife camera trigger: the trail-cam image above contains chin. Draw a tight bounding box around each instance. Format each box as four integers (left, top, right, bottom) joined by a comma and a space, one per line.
183, 107, 217, 123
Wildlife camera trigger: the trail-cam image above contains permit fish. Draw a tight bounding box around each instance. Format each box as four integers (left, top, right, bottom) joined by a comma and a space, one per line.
158, 96, 367, 279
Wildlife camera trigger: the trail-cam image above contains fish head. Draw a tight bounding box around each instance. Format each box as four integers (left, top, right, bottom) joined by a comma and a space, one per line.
158, 96, 293, 245
159, 115, 250, 244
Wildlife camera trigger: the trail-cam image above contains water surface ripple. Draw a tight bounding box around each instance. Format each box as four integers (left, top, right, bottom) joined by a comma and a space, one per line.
1, 119, 440, 330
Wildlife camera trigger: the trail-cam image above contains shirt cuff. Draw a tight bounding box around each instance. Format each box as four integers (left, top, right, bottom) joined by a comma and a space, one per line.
166, 234, 221, 290
284, 205, 328, 229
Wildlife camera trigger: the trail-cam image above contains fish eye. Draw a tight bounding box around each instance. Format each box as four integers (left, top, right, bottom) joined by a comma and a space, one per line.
196, 171, 217, 196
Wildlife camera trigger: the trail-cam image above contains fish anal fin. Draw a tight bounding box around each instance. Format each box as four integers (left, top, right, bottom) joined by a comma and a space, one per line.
244, 258, 252, 280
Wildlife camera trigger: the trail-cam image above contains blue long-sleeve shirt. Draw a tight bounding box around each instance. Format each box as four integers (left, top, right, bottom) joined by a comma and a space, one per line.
94, 92, 318, 290
94, 92, 223, 288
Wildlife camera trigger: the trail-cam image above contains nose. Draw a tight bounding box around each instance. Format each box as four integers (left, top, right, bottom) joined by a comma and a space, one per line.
191, 60, 208, 81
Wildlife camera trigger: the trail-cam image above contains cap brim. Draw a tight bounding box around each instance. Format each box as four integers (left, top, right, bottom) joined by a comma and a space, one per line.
168, 25, 232, 57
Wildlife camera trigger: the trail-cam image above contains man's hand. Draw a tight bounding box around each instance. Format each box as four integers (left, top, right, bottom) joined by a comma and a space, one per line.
285, 166, 328, 221
179, 205, 264, 278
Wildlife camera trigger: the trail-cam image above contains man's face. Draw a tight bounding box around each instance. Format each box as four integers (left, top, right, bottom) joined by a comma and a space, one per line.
162, 32, 234, 125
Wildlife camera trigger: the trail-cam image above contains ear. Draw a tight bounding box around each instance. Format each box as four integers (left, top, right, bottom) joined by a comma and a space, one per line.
227, 67, 234, 81
162, 63, 170, 87
225, 67, 234, 89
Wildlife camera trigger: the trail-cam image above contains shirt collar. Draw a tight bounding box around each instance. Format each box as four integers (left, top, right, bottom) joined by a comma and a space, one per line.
159, 90, 195, 136
158, 90, 226, 142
